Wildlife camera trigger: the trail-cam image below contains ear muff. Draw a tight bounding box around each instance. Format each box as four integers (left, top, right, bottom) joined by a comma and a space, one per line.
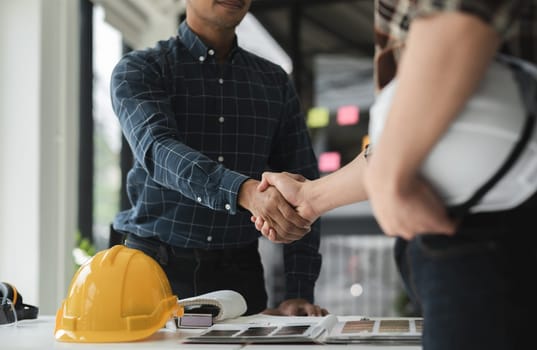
0, 282, 9, 305
0, 282, 39, 321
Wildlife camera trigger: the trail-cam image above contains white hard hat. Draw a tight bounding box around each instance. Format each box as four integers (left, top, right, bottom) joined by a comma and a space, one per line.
369, 55, 537, 215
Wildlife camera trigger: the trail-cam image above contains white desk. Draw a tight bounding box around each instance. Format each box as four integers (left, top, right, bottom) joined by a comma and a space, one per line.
1, 316, 421, 349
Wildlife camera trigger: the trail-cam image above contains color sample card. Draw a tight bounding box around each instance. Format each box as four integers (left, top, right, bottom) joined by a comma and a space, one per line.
273, 325, 311, 336
378, 319, 410, 333
186, 316, 421, 345
325, 317, 422, 344
202, 329, 241, 337
342, 320, 375, 333
237, 327, 277, 337
415, 319, 423, 333
186, 315, 337, 344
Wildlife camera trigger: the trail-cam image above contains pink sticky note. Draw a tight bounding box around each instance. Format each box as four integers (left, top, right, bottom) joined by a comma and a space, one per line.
337, 105, 360, 126
318, 152, 341, 173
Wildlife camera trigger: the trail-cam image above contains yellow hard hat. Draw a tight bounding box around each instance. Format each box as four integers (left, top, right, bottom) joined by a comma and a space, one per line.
54, 245, 183, 342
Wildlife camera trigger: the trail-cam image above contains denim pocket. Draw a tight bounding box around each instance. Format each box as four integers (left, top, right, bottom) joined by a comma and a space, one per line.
415, 234, 500, 260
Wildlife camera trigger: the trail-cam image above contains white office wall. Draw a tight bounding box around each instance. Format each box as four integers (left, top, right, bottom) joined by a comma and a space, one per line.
0, 0, 79, 314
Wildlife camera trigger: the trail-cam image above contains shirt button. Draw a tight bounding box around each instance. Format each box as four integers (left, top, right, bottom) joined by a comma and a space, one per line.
219, 116, 225, 123
218, 156, 224, 162
225, 204, 231, 211
199, 56, 205, 62
218, 78, 224, 84
207, 236, 213, 242
208, 49, 215, 56
197, 196, 202, 203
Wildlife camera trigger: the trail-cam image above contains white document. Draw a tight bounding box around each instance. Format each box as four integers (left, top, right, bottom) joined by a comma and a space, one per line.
178, 290, 247, 322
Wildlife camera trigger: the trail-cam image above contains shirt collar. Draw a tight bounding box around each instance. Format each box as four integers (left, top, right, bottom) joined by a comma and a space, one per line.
178, 21, 242, 64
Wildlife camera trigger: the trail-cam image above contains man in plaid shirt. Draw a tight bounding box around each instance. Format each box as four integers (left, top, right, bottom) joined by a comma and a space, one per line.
111, 0, 325, 316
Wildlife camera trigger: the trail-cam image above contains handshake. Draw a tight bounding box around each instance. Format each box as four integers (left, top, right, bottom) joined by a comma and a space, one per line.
238, 172, 320, 244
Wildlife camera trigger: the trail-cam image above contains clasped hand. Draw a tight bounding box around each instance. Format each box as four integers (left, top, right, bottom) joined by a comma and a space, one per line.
247, 172, 318, 243
249, 168, 458, 242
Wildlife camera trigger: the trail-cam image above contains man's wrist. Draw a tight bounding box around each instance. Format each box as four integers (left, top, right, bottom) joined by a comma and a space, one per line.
237, 178, 257, 211
301, 181, 323, 220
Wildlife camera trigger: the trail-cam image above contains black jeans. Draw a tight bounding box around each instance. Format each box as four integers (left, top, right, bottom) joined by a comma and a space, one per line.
124, 234, 268, 315
395, 192, 537, 350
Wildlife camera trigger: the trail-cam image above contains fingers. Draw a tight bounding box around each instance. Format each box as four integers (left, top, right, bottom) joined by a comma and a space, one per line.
265, 182, 311, 241
368, 176, 458, 240
378, 207, 456, 240
257, 173, 272, 192
252, 216, 286, 243
277, 196, 311, 230
253, 172, 316, 243
251, 215, 263, 231
258, 172, 306, 209
258, 171, 300, 192
253, 209, 307, 243
255, 187, 310, 241
302, 303, 328, 316
275, 299, 328, 316
280, 171, 307, 182
269, 188, 310, 233
260, 172, 306, 189
265, 226, 293, 244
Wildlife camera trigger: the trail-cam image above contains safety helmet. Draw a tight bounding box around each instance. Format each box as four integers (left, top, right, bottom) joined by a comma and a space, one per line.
55, 245, 183, 342
369, 55, 537, 216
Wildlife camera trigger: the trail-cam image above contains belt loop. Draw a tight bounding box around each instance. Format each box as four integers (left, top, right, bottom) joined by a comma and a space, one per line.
158, 244, 169, 266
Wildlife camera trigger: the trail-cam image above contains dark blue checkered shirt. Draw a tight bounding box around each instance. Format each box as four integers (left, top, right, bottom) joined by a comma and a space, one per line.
111, 22, 321, 301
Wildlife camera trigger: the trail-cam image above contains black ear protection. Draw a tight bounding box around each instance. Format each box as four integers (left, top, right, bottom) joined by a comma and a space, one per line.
0, 282, 39, 323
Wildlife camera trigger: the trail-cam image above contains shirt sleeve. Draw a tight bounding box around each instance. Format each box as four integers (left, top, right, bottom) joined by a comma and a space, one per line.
110, 48, 249, 214
413, 0, 527, 39
269, 74, 322, 303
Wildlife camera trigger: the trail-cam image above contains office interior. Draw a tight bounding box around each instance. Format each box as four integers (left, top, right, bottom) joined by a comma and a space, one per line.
0, 0, 411, 318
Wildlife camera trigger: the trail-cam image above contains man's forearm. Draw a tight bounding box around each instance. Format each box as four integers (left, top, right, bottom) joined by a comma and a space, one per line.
305, 150, 369, 215
366, 12, 500, 187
